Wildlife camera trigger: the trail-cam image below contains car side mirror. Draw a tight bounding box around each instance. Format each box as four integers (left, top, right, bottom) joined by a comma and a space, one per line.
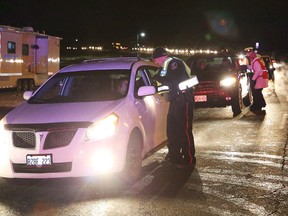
137, 86, 156, 97
23, 91, 33, 100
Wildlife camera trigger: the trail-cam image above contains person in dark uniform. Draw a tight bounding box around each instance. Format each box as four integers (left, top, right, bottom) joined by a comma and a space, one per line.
152, 46, 197, 169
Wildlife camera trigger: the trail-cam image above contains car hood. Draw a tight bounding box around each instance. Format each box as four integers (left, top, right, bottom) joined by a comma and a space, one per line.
5, 100, 125, 124
196, 68, 234, 82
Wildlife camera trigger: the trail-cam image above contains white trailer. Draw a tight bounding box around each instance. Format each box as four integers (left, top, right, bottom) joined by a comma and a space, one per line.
0, 25, 61, 90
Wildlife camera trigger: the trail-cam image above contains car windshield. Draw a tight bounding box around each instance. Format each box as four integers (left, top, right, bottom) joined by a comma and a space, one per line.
204, 57, 235, 70
189, 56, 236, 75
28, 70, 131, 103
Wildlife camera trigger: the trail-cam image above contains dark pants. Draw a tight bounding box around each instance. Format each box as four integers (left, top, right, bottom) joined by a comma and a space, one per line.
251, 87, 266, 110
167, 95, 195, 165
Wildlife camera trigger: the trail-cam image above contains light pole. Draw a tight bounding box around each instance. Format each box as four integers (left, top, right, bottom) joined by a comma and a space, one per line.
136, 32, 145, 49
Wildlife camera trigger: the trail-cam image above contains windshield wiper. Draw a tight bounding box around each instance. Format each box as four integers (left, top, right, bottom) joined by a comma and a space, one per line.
29, 95, 73, 104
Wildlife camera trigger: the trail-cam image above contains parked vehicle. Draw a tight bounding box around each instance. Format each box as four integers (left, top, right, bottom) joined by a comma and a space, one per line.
0, 57, 169, 184
260, 55, 275, 81
0, 25, 61, 90
186, 52, 252, 116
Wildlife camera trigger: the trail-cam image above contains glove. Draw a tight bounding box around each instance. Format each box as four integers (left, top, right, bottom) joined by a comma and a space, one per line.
251, 80, 256, 87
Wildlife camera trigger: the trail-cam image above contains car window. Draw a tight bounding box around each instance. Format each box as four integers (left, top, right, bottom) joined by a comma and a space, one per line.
29, 70, 131, 103
135, 69, 147, 96
134, 67, 157, 97
145, 67, 160, 88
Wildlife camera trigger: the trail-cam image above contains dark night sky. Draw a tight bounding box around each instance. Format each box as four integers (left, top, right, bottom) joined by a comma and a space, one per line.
1, 0, 288, 55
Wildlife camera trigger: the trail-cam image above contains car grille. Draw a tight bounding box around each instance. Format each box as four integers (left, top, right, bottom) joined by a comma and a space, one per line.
13, 132, 36, 149
44, 129, 77, 149
12, 129, 77, 149
12, 162, 72, 173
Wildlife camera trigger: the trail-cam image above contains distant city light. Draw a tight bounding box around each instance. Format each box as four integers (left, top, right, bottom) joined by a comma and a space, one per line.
136, 32, 146, 48
67, 40, 218, 56
66, 47, 77, 50
132, 47, 218, 55
67, 46, 103, 51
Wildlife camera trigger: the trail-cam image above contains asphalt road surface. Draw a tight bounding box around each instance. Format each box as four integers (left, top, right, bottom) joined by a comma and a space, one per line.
0, 64, 287, 216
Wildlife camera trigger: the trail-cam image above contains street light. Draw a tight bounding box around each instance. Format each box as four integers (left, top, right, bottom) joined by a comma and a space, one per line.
136, 32, 145, 49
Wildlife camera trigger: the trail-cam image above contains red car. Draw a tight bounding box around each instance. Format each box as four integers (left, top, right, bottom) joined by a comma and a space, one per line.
186, 52, 252, 116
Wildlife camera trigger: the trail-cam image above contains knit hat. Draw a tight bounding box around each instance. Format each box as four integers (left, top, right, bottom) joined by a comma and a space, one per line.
152, 46, 169, 59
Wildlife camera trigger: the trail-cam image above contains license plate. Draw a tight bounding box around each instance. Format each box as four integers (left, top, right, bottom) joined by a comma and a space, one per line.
195, 95, 207, 102
26, 154, 52, 166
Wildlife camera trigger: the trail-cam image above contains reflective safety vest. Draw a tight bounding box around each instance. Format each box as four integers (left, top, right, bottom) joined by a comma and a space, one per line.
252, 58, 269, 79
158, 57, 198, 92
159, 57, 173, 77
160, 57, 192, 78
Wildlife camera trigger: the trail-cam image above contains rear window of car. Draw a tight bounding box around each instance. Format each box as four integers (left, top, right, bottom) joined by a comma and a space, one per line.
29, 70, 131, 103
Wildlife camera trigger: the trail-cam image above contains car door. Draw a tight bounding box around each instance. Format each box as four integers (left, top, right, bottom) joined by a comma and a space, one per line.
133, 66, 168, 150
145, 67, 169, 144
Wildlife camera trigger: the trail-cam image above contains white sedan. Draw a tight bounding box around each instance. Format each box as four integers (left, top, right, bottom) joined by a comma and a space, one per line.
0, 57, 169, 183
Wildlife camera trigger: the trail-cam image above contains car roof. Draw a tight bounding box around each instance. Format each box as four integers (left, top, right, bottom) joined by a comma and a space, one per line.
188, 51, 237, 59
186, 51, 237, 62
59, 57, 156, 73
186, 51, 238, 66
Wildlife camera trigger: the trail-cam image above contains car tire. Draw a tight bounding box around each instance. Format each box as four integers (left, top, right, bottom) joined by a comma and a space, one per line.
16, 79, 22, 92
231, 86, 243, 116
21, 79, 29, 91
28, 79, 35, 91
243, 88, 253, 107
121, 130, 143, 185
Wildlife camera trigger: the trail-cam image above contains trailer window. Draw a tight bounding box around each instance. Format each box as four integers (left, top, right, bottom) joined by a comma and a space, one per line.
22, 44, 29, 55
7, 41, 16, 54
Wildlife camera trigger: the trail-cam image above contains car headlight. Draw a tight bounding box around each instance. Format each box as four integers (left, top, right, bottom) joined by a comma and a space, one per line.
86, 113, 119, 141
220, 77, 236, 87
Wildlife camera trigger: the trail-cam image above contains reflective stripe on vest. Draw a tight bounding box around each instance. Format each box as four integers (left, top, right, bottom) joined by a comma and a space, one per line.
160, 57, 173, 77
161, 57, 192, 78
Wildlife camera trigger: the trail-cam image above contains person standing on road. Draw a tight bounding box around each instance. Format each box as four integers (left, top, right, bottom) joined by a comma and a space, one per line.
152, 46, 197, 169
245, 47, 269, 113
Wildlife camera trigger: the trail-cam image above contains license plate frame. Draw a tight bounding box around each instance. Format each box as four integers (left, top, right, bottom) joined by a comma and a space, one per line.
195, 95, 207, 102
26, 154, 52, 166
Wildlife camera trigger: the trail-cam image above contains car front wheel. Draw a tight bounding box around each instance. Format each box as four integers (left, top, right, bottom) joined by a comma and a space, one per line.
121, 130, 143, 185
243, 85, 253, 107
231, 85, 243, 116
